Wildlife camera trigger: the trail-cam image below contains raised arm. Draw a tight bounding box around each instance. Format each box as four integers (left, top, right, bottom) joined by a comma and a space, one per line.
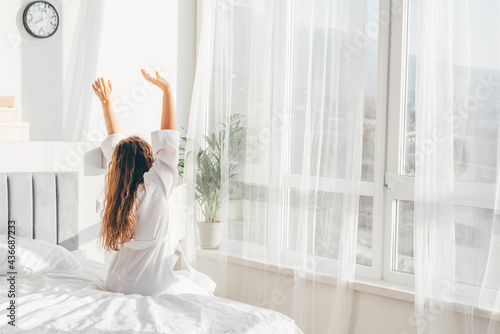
140, 69, 179, 198
92, 77, 121, 135
140, 69, 177, 130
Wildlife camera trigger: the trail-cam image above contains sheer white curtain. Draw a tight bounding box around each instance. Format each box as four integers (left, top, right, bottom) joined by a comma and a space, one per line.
413, 0, 500, 333
63, 0, 104, 141
183, 0, 375, 332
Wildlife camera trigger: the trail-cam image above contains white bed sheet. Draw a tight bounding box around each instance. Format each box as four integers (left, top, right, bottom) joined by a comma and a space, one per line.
0, 250, 303, 334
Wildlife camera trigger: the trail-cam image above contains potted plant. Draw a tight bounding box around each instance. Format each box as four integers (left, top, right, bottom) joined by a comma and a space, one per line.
178, 114, 246, 249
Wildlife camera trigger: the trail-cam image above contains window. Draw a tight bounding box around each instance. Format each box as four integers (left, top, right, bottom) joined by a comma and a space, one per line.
394, 200, 495, 287
386, 0, 500, 286
286, 192, 373, 266
220, 0, 383, 278
203, 0, 499, 290
282, 0, 380, 271
402, 0, 500, 182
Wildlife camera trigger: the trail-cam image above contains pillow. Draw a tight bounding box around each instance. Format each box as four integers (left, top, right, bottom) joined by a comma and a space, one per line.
0, 235, 81, 276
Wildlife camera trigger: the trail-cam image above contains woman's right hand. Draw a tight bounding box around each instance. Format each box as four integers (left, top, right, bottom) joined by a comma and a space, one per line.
141, 69, 171, 92
92, 77, 113, 104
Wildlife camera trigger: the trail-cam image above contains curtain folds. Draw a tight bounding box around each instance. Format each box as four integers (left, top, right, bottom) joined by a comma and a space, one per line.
184, 0, 373, 333
413, 0, 500, 333
185, 0, 500, 333
62, 0, 105, 141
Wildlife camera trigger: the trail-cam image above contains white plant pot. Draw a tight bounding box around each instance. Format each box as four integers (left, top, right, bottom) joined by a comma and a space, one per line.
197, 221, 224, 249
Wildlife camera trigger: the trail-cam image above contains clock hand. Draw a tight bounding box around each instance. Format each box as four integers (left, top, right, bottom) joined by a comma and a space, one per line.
35, 15, 47, 24
34, 11, 48, 24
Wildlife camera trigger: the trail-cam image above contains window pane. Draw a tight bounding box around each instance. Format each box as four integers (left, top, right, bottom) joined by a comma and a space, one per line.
288, 0, 378, 182
394, 200, 495, 287
227, 183, 268, 246
403, 0, 500, 183
394, 200, 415, 274
286, 190, 373, 266
402, 0, 417, 177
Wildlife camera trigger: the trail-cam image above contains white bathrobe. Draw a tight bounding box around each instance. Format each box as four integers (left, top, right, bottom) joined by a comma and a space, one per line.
100, 129, 216, 298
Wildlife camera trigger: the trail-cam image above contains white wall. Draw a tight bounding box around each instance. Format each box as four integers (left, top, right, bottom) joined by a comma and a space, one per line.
0, 0, 192, 142
1, 0, 66, 140
86, 0, 179, 143
0, 1, 23, 100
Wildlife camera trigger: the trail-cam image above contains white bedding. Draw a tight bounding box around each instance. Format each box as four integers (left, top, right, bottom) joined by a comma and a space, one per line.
0, 250, 303, 333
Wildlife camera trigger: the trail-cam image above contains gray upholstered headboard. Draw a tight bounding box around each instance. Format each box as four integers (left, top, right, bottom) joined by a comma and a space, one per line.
0, 172, 79, 251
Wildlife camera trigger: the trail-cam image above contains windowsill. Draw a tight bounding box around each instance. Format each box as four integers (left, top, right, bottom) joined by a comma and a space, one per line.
196, 248, 414, 302
196, 248, 496, 320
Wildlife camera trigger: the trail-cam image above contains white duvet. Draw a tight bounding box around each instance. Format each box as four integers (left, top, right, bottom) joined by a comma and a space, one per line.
0, 250, 303, 333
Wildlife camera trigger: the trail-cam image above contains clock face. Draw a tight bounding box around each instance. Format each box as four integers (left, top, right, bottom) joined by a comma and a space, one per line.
23, 1, 59, 39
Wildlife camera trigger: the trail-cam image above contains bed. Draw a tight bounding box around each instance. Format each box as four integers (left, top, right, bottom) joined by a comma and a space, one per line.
0, 172, 303, 333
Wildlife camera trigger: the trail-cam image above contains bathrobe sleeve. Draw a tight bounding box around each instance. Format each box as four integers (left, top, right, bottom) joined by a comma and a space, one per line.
101, 133, 126, 164
143, 129, 180, 199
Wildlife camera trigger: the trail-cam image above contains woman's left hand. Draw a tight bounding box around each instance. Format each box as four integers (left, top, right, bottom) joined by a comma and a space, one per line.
141, 69, 171, 92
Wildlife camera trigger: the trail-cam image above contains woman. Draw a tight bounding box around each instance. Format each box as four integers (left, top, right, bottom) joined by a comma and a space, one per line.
93, 69, 216, 297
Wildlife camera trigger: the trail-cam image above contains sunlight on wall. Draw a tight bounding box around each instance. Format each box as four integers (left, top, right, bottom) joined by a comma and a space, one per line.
0, 0, 184, 142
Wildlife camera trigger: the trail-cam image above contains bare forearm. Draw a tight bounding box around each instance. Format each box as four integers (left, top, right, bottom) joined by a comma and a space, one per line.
93, 77, 120, 134
101, 101, 121, 134
139, 69, 176, 129
160, 87, 177, 130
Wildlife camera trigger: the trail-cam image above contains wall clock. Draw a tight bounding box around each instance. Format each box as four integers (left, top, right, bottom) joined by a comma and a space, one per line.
23, 1, 59, 39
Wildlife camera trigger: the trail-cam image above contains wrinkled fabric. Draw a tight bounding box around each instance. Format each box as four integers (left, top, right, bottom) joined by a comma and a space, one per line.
0, 250, 303, 333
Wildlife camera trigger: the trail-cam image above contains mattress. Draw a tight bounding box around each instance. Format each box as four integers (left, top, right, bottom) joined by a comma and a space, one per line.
0, 249, 303, 333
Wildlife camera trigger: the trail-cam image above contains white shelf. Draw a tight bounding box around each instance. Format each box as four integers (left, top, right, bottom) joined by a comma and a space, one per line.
0, 121, 29, 141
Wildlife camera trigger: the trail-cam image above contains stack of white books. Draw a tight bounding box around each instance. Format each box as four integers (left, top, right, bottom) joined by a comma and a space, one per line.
0, 96, 29, 141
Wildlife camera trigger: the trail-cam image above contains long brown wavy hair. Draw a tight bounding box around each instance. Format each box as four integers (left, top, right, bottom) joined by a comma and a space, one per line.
97, 136, 154, 252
